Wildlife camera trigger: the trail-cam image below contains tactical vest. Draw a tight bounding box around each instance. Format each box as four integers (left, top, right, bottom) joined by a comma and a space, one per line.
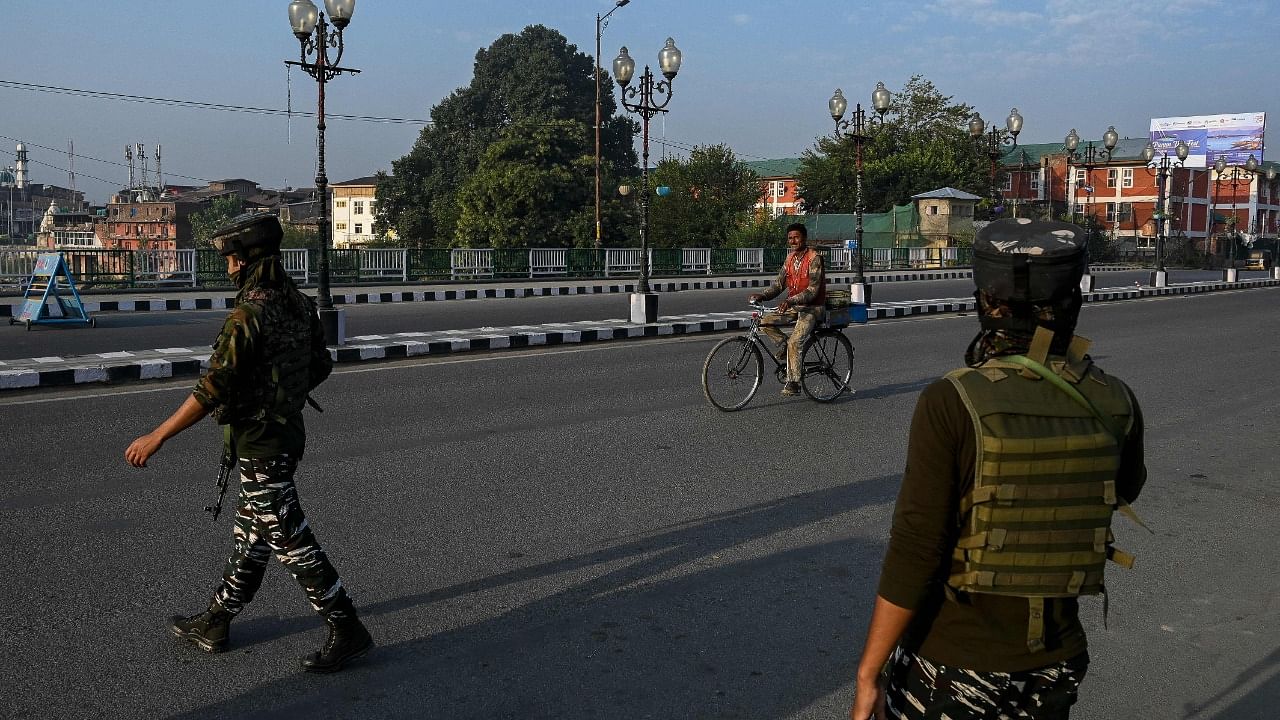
944, 335, 1137, 651
212, 297, 315, 427
785, 248, 826, 307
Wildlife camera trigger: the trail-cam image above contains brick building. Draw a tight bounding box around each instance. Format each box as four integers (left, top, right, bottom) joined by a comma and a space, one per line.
744, 158, 803, 217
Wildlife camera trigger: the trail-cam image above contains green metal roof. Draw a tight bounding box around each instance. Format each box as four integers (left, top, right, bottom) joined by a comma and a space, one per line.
743, 158, 804, 178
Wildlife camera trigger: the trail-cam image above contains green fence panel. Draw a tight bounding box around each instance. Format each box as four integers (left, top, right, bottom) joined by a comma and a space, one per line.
649, 248, 681, 275
326, 249, 360, 283
710, 248, 738, 274
407, 248, 451, 280
492, 248, 531, 278
567, 248, 604, 277
195, 249, 230, 286
763, 247, 787, 273
63, 250, 134, 288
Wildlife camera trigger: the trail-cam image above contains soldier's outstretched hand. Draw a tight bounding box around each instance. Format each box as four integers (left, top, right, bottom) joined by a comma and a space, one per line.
126, 432, 165, 468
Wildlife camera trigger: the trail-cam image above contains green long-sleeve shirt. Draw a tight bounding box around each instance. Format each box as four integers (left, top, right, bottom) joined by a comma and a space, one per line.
877, 371, 1146, 672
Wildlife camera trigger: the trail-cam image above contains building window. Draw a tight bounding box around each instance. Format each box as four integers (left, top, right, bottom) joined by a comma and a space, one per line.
1030, 172, 1040, 192
1122, 168, 1134, 188
1001, 175, 1012, 192
928, 205, 938, 215
1105, 202, 1117, 223
1075, 169, 1085, 185
1073, 203, 1084, 217
336, 200, 347, 208
354, 223, 363, 234
1107, 169, 1118, 188
336, 222, 347, 230
354, 201, 364, 215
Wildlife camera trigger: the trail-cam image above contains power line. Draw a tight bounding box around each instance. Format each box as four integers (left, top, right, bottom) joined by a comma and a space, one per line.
0, 80, 431, 125
0, 135, 213, 184
0, 146, 121, 187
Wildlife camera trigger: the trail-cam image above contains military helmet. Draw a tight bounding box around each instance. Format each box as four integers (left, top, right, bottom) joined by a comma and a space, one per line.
972, 218, 1087, 334
212, 212, 284, 260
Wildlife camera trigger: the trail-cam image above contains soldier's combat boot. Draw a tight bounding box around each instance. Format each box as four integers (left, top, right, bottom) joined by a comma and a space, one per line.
301, 616, 373, 673
169, 601, 233, 653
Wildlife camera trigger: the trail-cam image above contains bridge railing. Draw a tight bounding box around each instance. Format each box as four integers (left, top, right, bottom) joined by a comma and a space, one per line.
0, 245, 982, 290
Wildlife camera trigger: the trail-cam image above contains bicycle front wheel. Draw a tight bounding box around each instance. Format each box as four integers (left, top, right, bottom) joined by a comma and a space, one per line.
801, 331, 854, 402
702, 336, 764, 411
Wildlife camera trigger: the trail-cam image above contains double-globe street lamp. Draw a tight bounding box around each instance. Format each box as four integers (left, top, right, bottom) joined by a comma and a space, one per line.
287, 0, 359, 346
1064, 126, 1117, 291
613, 38, 682, 324
1212, 154, 1258, 276
594, 0, 630, 248
828, 83, 891, 306
969, 108, 1024, 206
1140, 139, 1190, 287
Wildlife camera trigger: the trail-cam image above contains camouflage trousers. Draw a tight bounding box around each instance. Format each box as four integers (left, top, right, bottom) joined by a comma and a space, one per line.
213, 454, 354, 623
884, 646, 1088, 719
759, 308, 821, 383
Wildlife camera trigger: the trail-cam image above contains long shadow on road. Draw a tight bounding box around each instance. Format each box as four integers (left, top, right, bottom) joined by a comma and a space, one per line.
174, 475, 900, 720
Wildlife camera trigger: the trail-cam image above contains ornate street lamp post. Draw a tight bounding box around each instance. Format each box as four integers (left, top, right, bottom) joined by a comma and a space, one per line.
614, 38, 681, 324
1063, 126, 1116, 291
594, 0, 630, 248
829, 82, 890, 306
286, 0, 359, 346
969, 108, 1023, 205
1213, 154, 1258, 280
1141, 139, 1189, 287
1269, 167, 1280, 279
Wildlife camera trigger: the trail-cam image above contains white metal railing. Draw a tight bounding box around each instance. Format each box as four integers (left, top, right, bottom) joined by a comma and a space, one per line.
826, 248, 851, 271
0, 249, 40, 285
361, 248, 408, 281
736, 248, 763, 273
134, 249, 197, 286
605, 248, 644, 278
529, 248, 568, 277
868, 247, 893, 270
281, 248, 310, 283
451, 248, 494, 279
682, 248, 712, 274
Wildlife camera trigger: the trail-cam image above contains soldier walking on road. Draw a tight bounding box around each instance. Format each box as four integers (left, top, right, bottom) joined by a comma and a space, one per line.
125, 213, 373, 673
850, 219, 1147, 719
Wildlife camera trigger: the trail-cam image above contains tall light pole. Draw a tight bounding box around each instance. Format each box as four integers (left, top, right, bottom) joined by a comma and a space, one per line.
3, 166, 14, 240
1141, 139, 1189, 287
614, 38, 682, 324
1064, 126, 1117, 290
595, 0, 630, 249
1269, 167, 1280, 279
828, 82, 890, 306
286, 0, 359, 346
969, 108, 1023, 207
1213, 154, 1258, 280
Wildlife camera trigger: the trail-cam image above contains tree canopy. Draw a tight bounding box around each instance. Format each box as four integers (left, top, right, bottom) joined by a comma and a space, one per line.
189, 196, 244, 250
375, 25, 637, 247
647, 144, 762, 248
796, 75, 995, 215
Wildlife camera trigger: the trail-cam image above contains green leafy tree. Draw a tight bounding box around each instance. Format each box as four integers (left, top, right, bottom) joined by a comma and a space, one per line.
454, 120, 594, 248
647, 144, 761, 248
280, 222, 315, 249
376, 25, 638, 247
189, 196, 244, 249
797, 75, 992, 214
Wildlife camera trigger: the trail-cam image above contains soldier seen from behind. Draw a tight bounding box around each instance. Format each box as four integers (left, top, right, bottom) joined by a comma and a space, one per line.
125, 213, 373, 673
850, 219, 1147, 719
748, 222, 827, 396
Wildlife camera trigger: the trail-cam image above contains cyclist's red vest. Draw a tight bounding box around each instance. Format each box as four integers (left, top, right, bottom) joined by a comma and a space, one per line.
785, 248, 826, 307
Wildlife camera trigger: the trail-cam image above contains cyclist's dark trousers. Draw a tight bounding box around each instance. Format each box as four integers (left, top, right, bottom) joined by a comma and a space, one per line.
213, 454, 355, 622
883, 646, 1088, 719
760, 308, 820, 383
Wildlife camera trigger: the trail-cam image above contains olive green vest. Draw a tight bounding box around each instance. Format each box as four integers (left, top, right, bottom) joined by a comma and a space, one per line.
944, 335, 1137, 651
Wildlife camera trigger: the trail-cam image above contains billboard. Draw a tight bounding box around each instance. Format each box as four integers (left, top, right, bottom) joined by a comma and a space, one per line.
1149, 112, 1265, 169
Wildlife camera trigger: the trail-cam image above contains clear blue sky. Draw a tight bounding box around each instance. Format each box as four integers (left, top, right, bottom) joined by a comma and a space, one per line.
3, 0, 1275, 203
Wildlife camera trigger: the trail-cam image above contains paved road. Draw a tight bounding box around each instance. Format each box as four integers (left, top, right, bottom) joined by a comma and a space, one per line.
2, 287, 1277, 718
1, 269, 1265, 361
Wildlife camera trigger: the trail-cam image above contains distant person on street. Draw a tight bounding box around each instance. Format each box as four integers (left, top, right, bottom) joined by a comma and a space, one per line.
850, 218, 1147, 719
749, 222, 827, 396
125, 212, 372, 673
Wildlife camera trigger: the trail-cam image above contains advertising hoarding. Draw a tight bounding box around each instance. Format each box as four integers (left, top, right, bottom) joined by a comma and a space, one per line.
1148, 112, 1265, 169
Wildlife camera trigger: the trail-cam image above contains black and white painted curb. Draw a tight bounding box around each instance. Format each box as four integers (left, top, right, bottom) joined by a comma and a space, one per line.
3, 277, 1275, 391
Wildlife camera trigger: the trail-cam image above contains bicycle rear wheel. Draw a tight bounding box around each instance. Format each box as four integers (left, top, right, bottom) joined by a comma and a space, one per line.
800, 331, 854, 402
702, 336, 764, 411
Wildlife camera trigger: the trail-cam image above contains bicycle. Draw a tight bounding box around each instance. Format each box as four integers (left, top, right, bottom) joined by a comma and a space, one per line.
701, 302, 855, 411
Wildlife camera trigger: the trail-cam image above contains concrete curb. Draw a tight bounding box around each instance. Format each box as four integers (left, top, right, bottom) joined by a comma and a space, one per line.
3, 277, 1275, 391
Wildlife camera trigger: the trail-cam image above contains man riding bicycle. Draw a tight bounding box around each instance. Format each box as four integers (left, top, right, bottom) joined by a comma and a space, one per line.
748, 222, 827, 396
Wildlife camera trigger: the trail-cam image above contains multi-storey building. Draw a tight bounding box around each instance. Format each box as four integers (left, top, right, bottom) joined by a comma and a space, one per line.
100, 195, 202, 250
744, 159, 803, 216
330, 176, 380, 248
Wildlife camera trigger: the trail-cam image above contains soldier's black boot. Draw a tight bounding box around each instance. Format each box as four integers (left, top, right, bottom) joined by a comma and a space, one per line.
301, 615, 373, 673
169, 601, 233, 653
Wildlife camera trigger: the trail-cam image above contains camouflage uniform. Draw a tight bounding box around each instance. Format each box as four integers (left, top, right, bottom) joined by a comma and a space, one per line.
191, 255, 354, 623
884, 646, 1087, 720
757, 248, 826, 383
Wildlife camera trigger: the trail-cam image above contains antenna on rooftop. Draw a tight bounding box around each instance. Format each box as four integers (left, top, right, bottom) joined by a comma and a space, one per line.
125, 145, 136, 190
67, 140, 77, 198
155, 144, 163, 190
